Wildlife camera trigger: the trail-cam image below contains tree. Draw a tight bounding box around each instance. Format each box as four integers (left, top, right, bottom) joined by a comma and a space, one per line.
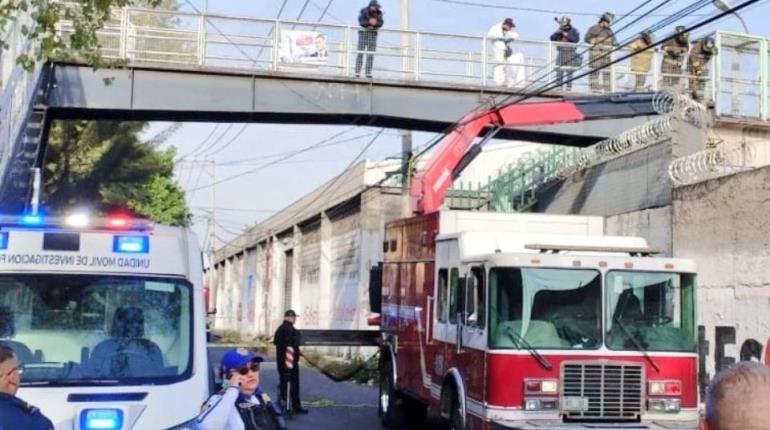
43, 120, 192, 227
0, 0, 176, 70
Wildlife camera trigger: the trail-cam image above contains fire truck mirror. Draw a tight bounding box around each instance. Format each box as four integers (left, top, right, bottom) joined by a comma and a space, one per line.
369, 263, 383, 313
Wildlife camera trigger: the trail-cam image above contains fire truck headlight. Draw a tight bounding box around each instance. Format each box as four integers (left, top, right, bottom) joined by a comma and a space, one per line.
540, 380, 558, 394
649, 380, 682, 396
525, 399, 541, 411
649, 399, 680, 413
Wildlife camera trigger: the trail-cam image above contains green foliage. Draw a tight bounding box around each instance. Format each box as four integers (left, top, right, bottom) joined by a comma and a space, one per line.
43, 120, 192, 227
0, 0, 175, 70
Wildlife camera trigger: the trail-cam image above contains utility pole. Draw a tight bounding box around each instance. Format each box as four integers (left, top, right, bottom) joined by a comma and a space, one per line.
400, 0, 413, 201
206, 159, 217, 254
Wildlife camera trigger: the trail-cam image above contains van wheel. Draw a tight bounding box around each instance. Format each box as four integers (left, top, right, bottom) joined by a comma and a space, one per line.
379, 358, 406, 428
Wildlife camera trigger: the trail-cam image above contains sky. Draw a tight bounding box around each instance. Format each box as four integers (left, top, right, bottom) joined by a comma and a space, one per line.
142, 0, 770, 248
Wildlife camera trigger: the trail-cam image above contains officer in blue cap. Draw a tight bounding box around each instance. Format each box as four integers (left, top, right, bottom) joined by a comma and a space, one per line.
0, 344, 53, 430
198, 347, 285, 430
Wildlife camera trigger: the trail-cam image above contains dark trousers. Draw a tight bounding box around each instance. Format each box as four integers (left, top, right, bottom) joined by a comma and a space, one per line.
355, 30, 378, 76
555, 67, 574, 90
278, 366, 301, 409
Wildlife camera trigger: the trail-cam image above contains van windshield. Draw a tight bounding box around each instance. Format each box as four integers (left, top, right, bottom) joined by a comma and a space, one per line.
489, 267, 602, 350
0, 274, 192, 386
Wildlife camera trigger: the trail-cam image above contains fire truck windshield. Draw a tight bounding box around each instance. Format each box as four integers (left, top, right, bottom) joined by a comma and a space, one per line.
606, 271, 696, 352
489, 268, 602, 350
0, 274, 192, 386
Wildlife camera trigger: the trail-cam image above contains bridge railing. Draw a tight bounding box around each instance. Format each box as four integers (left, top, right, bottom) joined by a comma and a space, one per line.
53, 8, 714, 92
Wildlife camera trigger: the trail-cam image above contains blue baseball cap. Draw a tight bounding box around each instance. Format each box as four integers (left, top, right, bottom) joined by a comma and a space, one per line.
221, 347, 264, 372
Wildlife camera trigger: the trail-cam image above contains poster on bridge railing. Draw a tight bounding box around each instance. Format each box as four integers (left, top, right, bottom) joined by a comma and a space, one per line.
279, 30, 328, 67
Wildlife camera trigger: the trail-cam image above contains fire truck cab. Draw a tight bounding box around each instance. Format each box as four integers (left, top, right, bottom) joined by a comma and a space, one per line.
376, 210, 698, 430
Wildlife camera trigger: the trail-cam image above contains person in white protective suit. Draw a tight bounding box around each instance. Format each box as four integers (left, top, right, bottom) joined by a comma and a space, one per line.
487, 18, 525, 87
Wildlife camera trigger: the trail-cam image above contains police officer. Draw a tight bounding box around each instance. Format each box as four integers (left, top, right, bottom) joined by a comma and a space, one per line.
273, 309, 308, 414
550, 16, 580, 91
198, 348, 285, 430
585, 12, 617, 92
688, 37, 717, 101
661, 25, 690, 90
0, 344, 53, 430
628, 31, 655, 91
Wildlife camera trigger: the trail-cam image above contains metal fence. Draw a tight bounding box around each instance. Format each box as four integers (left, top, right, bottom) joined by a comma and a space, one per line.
52, 8, 730, 99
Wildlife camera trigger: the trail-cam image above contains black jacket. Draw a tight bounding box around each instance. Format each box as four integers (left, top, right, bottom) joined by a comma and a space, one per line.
0, 393, 53, 430
273, 321, 300, 371
358, 1, 384, 29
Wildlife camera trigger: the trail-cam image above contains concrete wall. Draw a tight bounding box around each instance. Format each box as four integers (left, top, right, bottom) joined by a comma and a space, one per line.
209, 188, 404, 338
536, 141, 673, 217
604, 206, 673, 256
673, 165, 770, 396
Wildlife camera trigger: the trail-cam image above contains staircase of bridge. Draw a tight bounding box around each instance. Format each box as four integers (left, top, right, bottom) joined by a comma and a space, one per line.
2, 5, 770, 211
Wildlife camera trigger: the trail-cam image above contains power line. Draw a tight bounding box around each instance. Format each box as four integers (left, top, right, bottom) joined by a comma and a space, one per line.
186, 126, 362, 192
176, 124, 219, 161
428, 0, 709, 17
200, 124, 250, 158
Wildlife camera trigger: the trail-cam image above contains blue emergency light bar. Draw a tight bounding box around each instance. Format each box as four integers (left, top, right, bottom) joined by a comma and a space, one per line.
0, 214, 153, 231
113, 236, 150, 254
79, 408, 123, 430
0, 232, 7, 250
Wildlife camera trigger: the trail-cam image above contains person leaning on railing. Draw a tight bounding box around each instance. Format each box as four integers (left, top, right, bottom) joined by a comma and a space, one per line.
688, 37, 717, 101
661, 26, 690, 91
585, 12, 617, 92
355, 0, 384, 78
550, 16, 580, 91
628, 31, 655, 91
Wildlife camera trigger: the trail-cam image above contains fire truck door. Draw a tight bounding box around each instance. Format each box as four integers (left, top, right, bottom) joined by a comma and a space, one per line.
461, 265, 487, 351
433, 267, 460, 346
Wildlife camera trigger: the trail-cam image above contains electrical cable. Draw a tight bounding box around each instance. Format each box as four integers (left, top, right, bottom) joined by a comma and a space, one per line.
428, 0, 709, 17
176, 124, 219, 161
187, 127, 363, 192
200, 124, 249, 158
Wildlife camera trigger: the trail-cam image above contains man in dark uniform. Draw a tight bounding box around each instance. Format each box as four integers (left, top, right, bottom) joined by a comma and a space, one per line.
0, 344, 53, 430
355, 0, 384, 78
585, 12, 617, 92
550, 16, 580, 91
273, 309, 308, 414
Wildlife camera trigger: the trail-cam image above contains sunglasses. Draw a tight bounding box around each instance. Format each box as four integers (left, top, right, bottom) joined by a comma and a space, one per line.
4, 366, 22, 378
236, 362, 260, 375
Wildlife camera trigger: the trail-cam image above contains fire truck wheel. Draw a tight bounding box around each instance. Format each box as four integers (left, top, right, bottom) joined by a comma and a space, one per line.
448, 388, 464, 430
379, 358, 406, 428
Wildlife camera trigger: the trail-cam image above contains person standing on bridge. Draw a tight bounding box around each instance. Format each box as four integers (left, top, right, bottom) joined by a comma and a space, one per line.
487, 18, 525, 87
688, 36, 717, 101
355, 0, 384, 78
550, 16, 580, 91
273, 309, 308, 415
0, 345, 53, 430
661, 26, 690, 90
585, 12, 617, 92
628, 30, 655, 91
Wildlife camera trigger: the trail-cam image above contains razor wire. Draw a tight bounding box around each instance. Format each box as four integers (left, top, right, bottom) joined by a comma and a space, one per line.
668, 142, 756, 185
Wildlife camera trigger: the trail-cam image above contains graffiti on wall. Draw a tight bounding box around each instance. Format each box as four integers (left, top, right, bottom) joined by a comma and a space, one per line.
698, 325, 770, 397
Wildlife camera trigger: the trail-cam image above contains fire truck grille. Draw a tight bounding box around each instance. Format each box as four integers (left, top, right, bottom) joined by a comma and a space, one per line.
561, 362, 644, 420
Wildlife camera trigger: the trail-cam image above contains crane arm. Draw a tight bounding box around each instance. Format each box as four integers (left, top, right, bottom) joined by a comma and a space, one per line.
410, 101, 585, 214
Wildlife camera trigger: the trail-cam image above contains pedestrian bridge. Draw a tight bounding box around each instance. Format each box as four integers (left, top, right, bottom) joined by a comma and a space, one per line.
1, 6, 769, 210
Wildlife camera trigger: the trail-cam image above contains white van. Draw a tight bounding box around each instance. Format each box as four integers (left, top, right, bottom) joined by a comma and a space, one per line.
0, 214, 210, 429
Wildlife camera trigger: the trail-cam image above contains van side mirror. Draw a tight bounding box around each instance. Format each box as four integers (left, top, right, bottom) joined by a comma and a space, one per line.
369, 263, 383, 313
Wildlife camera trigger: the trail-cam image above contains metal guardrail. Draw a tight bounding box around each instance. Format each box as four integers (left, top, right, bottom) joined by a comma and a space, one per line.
50, 7, 727, 100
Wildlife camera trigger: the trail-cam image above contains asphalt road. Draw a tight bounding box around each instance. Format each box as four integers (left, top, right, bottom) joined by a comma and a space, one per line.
208, 346, 384, 430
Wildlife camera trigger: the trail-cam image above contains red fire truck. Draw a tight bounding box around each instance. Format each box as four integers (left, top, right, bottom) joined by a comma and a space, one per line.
369, 96, 699, 430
